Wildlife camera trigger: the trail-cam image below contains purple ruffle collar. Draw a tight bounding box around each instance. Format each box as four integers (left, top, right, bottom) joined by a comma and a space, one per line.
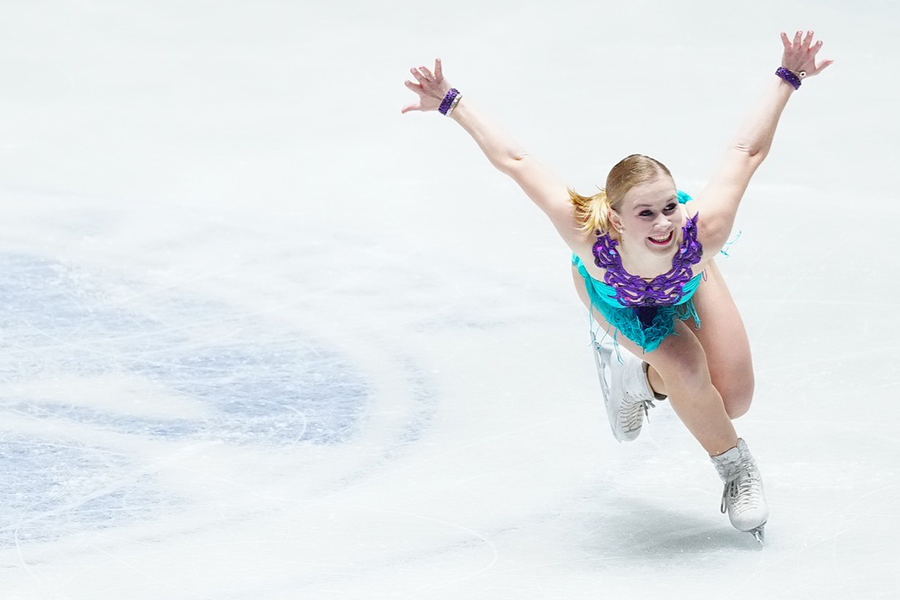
592, 213, 703, 307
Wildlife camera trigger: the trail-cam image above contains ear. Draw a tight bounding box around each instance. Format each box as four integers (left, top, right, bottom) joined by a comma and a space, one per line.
608, 210, 622, 231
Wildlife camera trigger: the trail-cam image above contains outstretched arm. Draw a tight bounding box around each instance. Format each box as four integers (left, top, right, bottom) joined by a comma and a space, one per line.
402, 60, 580, 246
696, 31, 833, 253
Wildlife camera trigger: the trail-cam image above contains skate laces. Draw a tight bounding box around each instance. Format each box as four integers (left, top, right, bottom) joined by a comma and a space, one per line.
720, 465, 762, 515
621, 396, 655, 432
619, 361, 655, 432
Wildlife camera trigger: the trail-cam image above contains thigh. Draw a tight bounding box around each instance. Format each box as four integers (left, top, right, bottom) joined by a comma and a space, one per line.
691, 260, 755, 414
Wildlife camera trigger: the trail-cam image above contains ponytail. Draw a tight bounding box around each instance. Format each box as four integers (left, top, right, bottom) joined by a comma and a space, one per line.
568, 187, 613, 234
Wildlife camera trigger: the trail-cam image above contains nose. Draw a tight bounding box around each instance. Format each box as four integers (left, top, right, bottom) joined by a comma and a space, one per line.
653, 214, 670, 232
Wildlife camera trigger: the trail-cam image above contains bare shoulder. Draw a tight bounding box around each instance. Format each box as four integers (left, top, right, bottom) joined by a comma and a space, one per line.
691, 191, 740, 256
563, 225, 599, 261
679, 202, 721, 271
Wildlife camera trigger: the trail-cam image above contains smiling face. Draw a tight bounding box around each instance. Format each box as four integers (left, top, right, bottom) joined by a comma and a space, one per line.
610, 174, 684, 255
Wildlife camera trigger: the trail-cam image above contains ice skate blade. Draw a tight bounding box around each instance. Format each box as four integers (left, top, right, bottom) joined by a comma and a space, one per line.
748, 525, 765, 547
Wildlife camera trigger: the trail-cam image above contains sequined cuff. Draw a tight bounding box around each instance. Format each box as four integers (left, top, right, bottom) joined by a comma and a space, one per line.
775, 67, 802, 90
439, 88, 460, 115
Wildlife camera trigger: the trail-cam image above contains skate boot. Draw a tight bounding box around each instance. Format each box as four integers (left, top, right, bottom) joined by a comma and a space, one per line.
711, 438, 769, 545
591, 330, 659, 442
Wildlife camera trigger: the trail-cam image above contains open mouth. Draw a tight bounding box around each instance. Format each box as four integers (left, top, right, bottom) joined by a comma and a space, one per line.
648, 231, 674, 246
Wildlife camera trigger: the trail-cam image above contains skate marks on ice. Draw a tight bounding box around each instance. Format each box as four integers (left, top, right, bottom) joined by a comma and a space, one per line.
0, 252, 369, 442
0, 250, 375, 550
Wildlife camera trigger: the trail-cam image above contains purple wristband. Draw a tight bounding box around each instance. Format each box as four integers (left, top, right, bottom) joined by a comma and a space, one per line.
439, 88, 460, 115
775, 67, 801, 90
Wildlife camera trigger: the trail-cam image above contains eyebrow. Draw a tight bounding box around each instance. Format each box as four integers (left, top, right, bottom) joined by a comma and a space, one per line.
634, 196, 677, 209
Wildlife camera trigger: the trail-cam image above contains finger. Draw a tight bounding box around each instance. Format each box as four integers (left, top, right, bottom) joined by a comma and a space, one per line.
793, 30, 802, 46
434, 58, 443, 81
817, 59, 834, 72
401, 102, 422, 114
809, 39, 823, 56
802, 30, 814, 51
410, 67, 427, 83
419, 65, 435, 80
781, 32, 791, 49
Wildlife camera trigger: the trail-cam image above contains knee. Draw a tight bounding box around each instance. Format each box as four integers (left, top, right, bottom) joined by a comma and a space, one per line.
651, 337, 711, 391
720, 372, 755, 419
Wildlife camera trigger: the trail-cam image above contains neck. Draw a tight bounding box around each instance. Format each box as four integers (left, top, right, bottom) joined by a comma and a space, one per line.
618, 236, 680, 278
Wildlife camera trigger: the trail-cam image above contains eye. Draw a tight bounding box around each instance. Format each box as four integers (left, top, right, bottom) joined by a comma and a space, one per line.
662, 202, 677, 214
639, 210, 653, 217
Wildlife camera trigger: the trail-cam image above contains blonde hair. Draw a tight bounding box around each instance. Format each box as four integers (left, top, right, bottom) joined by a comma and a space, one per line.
569, 154, 674, 233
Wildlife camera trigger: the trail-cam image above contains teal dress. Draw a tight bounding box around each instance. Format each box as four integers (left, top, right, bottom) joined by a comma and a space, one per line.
572, 190, 702, 353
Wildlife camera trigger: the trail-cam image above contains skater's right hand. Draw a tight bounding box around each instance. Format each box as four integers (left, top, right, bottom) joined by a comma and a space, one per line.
401, 58, 452, 114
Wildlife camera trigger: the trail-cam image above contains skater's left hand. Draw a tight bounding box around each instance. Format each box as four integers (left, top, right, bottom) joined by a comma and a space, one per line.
780, 30, 834, 78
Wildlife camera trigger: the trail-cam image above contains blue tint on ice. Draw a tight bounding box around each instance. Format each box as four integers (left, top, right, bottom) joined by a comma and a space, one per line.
0, 253, 369, 446
0, 252, 371, 547
0, 437, 173, 548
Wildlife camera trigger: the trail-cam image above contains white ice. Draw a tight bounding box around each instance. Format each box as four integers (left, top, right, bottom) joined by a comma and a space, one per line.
1, 1, 898, 598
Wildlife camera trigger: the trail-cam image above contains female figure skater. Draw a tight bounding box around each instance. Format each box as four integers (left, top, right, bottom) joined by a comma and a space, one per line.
402, 31, 832, 544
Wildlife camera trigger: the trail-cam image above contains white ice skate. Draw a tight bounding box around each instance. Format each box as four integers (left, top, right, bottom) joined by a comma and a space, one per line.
711, 438, 769, 546
590, 329, 657, 442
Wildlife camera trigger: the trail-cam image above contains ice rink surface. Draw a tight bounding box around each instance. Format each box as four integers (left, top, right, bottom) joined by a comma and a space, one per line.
1, 1, 898, 598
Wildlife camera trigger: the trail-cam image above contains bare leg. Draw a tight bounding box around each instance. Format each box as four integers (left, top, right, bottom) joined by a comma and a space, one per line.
646, 365, 667, 398
689, 260, 755, 419
642, 321, 738, 455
